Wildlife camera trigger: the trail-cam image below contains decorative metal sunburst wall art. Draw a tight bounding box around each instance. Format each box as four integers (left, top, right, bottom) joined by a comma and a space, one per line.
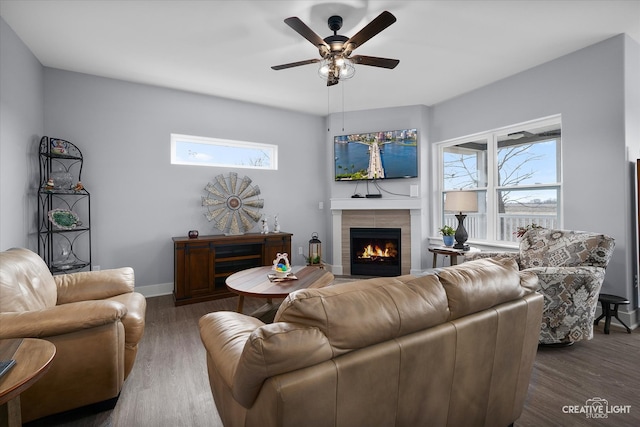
202, 173, 264, 235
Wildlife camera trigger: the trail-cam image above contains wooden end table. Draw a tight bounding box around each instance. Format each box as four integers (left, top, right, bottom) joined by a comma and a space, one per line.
428, 245, 480, 268
226, 265, 334, 321
0, 338, 56, 427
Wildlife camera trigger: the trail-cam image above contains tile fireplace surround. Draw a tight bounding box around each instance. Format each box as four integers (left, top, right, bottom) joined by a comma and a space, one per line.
330, 198, 424, 276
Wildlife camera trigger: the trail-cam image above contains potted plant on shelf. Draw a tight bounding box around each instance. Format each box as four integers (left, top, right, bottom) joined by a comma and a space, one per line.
439, 225, 456, 247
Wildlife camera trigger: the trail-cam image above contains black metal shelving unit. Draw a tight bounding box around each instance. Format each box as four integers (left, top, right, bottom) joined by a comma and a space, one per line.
37, 136, 92, 273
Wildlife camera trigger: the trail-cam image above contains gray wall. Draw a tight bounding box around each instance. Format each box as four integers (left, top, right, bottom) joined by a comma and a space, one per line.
41, 69, 327, 289
429, 34, 638, 311
0, 17, 43, 250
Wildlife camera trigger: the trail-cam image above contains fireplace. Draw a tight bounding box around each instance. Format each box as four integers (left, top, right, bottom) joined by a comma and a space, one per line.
350, 228, 401, 277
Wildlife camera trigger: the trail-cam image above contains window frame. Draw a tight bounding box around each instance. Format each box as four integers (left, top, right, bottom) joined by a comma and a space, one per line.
170, 133, 278, 170
434, 116, 562, 246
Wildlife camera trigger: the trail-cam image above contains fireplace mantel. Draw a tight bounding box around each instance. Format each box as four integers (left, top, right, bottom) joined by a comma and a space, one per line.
330, 198, 422, 211
330, 198, 424, 276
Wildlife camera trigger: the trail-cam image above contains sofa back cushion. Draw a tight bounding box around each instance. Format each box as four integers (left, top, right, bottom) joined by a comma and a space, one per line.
435, 257, 537, 320
0, 248, 57, 312
274, 274, 450, 356
519, 228, 615, 269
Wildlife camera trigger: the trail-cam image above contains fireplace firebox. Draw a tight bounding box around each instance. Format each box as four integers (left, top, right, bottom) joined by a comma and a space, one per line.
350, 228, 401, 277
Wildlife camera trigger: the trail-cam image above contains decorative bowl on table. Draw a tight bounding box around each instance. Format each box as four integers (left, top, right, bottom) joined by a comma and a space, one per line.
272, 264, 292, 279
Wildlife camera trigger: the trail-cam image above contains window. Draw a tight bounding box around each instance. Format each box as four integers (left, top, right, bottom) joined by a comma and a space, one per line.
437, 116, 561, 244
171, 134, 278, 170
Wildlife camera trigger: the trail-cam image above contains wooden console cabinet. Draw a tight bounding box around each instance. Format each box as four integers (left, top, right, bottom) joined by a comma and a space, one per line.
173, 232, 292, 306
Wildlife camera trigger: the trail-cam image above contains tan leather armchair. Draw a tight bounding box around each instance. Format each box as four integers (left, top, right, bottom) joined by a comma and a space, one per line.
0, 247, 146, 422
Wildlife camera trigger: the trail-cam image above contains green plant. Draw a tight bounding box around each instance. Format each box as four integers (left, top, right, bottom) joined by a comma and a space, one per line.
439, 225, 455, 236
304, 254, 322, 265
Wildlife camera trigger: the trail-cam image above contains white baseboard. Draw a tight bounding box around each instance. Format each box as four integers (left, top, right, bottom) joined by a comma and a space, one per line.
328, 264, 343, 276
136, 282, 173, 298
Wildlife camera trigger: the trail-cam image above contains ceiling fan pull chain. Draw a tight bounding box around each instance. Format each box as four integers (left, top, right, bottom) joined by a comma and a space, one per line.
342, 82, 345, 132
327, 86, 331, 127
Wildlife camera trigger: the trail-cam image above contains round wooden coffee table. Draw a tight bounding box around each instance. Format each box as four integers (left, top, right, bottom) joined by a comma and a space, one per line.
226, 265, 334, 317
0, 338, 56, 426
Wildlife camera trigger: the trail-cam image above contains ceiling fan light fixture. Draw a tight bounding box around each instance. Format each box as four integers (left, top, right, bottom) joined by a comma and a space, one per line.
318, 55, 355, 82
319, 62, 330, 76
340, 58, 355, 78
275, 11, 397, 86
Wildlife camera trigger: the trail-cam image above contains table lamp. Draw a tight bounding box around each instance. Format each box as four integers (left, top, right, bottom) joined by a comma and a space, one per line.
444, 191, 478, 250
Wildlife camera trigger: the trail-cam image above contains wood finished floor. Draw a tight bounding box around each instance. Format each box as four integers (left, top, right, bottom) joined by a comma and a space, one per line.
26, 291, 640, 427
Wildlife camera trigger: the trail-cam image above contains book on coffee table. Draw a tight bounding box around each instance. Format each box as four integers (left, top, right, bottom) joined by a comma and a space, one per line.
268, 274, 298, 282
0, 338, 23, 378
0, 359, 16, 378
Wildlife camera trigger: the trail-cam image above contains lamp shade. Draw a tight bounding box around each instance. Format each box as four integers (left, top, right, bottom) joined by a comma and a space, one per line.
444, 191, 478, 213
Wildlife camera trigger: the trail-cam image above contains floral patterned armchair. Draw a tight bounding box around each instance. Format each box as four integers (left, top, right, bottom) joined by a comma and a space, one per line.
466, 228, 615, 345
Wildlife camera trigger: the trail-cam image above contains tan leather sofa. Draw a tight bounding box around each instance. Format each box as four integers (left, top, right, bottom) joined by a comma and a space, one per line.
0, 247, 146, 422
199, 258, 543, 427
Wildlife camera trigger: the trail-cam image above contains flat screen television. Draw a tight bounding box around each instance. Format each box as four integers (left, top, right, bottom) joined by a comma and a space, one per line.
334, 128, 418, 181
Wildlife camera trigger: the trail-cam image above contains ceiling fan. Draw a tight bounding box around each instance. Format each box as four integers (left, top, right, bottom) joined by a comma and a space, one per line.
272, 11, 400, 86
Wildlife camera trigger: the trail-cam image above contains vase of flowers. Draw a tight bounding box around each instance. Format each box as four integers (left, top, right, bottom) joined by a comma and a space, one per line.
439, 225, 455, 247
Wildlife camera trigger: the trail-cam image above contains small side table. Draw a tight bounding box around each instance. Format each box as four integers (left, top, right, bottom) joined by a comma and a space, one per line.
594, 294, 631, 334
428, 246, 480, 268
0, 338, 56, 427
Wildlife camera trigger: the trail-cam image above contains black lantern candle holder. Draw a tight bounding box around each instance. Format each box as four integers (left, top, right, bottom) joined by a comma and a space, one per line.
308, 232, 322, 266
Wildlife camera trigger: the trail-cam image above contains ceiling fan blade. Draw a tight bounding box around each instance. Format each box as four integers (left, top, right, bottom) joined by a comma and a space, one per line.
271, 59, 320, 70
346, 11, 396, 50
284, 17, 329, 49
351, 55, 399, 69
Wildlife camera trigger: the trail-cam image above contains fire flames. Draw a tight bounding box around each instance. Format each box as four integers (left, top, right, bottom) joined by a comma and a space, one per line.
360, 242, 398, 259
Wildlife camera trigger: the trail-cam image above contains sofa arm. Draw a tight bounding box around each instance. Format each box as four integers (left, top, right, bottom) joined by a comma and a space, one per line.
55, 267, 135, 304
199, 312, 265, 389
0, 300, 127, 339
527, 266, 605, 294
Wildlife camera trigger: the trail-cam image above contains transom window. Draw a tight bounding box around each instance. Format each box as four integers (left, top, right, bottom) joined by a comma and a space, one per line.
437, 116, 562, 244
171, 134, 278, 170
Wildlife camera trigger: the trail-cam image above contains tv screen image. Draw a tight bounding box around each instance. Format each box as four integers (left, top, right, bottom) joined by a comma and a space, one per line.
334, 129, 418, 181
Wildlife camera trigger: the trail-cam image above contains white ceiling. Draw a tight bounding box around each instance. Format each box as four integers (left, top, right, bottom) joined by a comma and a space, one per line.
1, 0, 639, 116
